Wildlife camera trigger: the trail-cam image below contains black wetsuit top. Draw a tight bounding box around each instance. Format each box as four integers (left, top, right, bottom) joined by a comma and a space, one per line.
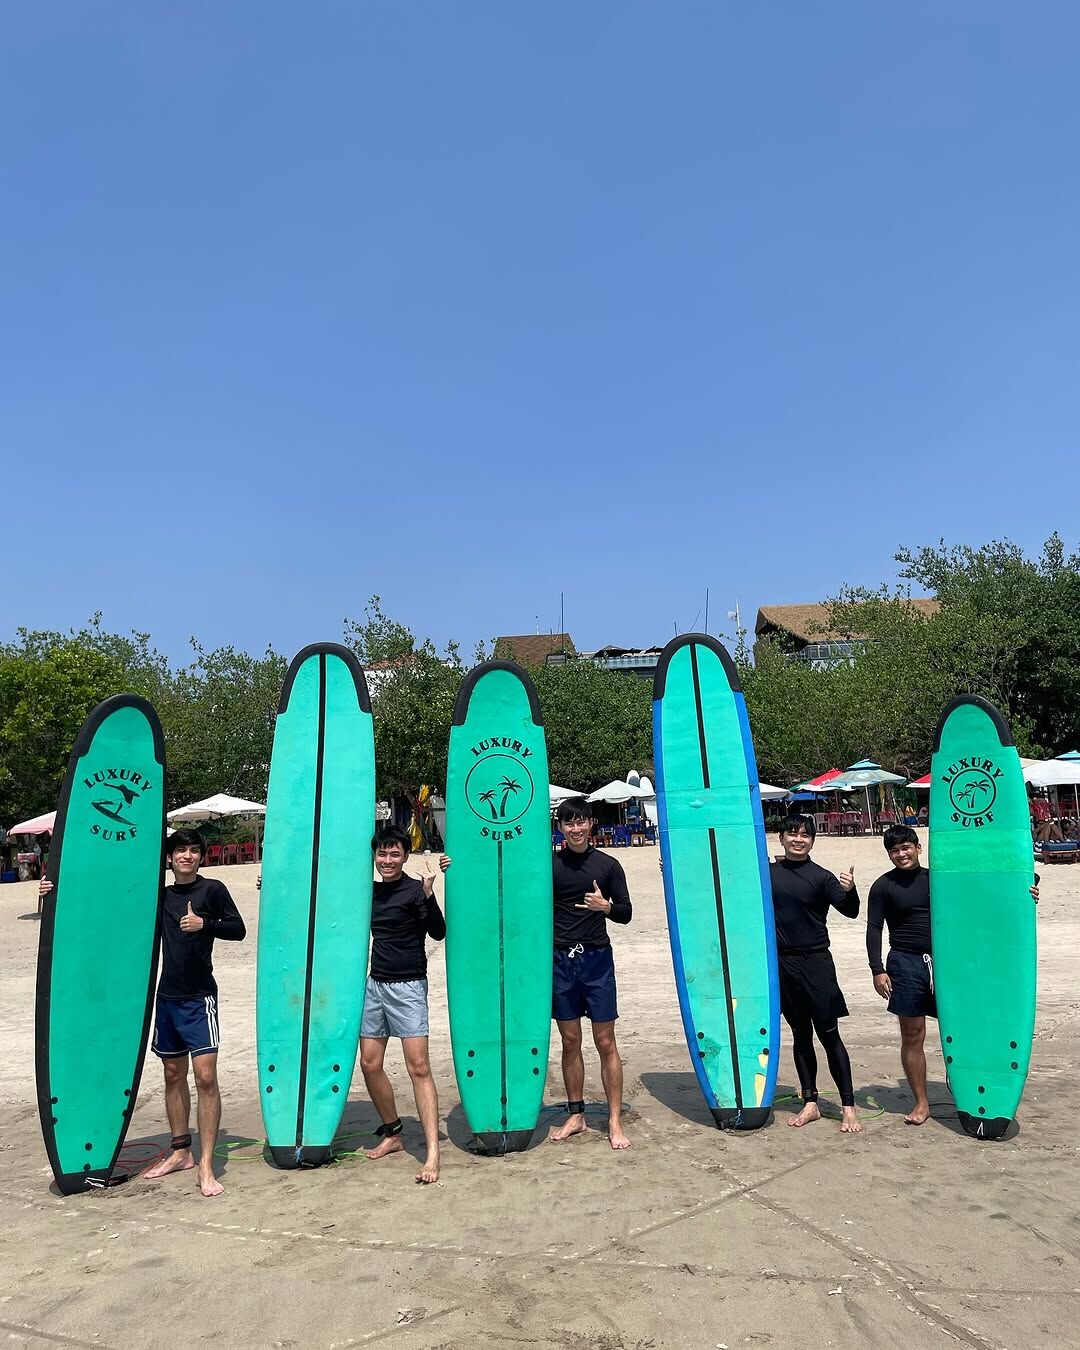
369, 875, 446, 982
769, 858, 860, 952
158, 876, 246, 999
551, 847, 632, 948
865, 866, 931, 975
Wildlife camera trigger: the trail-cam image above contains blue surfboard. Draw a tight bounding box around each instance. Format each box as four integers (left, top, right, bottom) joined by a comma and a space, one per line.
653, 634, 779, 1129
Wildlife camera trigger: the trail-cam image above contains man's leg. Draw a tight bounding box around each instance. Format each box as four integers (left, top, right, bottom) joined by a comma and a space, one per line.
361, 1037, 405, 1161
899, 1015, 930, 1124
814, 1021, 861, 1134
191, 1052, 224, 1196
591, 1020, 630, 1150
785, 1012, 821, 1127
402, 1036, 440, 1184
550, 1018, 588, 1141
142, 1056, 196, 1178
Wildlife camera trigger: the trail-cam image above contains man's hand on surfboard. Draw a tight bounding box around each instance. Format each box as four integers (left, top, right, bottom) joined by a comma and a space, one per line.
839, 864, 856, 892
179, 901, 204, 933
576, 881, 611, 914
438, 854, 452, 872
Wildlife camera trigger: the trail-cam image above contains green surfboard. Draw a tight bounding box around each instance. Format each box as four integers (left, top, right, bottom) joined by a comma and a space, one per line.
930, 696, 1036, 1140
653, 635, 779, 1130
257, 644, 375, 1168
445, 661, 552, 1154
35, 695, 166, 1194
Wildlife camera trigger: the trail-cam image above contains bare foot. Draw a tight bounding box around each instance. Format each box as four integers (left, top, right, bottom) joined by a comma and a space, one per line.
608, 1122, 631, 1150
550, 1112, 588, 1142
142, 1148, 195, 1179
197, 1170, 224, 1197
415, 1151, 440, 1184
840, 1106, 863, 1134
788, 1101, 821, 1128
366, 1135, 405, 1161
904, 1102, 931, 1125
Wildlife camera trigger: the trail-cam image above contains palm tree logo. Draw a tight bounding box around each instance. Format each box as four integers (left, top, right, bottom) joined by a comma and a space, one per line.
465, 754, 535, 826
497, 777, 522, 818
955, 778, 992, 810
949, 768, 997, 817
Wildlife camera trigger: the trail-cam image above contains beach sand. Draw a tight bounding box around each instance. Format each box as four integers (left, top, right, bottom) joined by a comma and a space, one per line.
1, 834, 1077, 1349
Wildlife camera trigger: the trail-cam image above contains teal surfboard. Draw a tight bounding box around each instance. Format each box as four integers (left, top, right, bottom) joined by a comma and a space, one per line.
257, 644, 375, 1167
653, 635, 779, 1130
445, 661, 552, 1154
36, 695, 165, 1193
930, 696, 1036, 1140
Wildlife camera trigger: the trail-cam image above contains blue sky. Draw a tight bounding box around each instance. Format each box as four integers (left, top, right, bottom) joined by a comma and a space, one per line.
2, 3, 1077, 663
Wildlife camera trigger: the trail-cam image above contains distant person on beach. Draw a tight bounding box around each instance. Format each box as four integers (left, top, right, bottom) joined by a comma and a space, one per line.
1029, 789, 1063, 844
770, 814, 862, 1133
867, 825, 1040, 1126
41, 828, 248, 1196
359, 824, 447, 1185
442, 794, 634, 1150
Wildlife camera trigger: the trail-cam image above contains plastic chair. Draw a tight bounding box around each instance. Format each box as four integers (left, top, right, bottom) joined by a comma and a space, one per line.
206, 844, 223, 866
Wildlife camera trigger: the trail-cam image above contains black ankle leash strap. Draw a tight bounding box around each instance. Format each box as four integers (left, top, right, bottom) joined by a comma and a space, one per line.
375, 1118, 403, 1138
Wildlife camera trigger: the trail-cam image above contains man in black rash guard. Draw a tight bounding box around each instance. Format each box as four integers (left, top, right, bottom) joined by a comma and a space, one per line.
359, 824, 447, 1185
548, 797, 633, 1150
771, 814, 862, 1133
867, 824, 1040, 1127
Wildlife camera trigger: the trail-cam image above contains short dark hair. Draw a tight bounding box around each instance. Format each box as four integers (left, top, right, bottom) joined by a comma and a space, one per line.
883, 824, 919, 851
779, 813, 816, 840
556, 797, 592, 825
167, 828, 206, 858
371, 823, 411, 856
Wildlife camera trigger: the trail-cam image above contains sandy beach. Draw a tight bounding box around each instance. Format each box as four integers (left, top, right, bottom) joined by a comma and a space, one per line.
1, 834, 1077, 1350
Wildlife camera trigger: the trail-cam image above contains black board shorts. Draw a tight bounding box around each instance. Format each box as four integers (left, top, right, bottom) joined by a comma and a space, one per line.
886, 949, 937, 1019
778, 950, 849, 1026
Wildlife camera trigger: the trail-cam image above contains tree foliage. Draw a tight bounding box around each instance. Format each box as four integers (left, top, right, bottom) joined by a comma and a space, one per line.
1, 537, 1075, 820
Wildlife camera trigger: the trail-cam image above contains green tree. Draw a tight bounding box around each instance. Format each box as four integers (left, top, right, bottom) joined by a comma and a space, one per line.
530, 659, 653, 791
0, 618, 171, 820
161, 642, 287, 807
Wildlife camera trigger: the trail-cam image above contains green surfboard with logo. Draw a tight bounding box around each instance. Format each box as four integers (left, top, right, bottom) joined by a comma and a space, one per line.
445, 661, 552, 1153
35, 695, 166, 1194
258, 644, 375, 1168
930, 696, 1036, 1139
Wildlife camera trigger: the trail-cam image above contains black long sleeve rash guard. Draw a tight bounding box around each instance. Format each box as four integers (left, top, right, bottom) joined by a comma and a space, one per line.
552, 846, 632, 948
769, 857, 860, 953
369, 875, 446, 982
865, 866, 932, 975
158, 875, 246, 999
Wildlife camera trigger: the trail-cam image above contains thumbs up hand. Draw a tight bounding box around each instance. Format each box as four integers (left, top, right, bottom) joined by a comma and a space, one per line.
839, 863, 856, 892
180, 900, 204, 933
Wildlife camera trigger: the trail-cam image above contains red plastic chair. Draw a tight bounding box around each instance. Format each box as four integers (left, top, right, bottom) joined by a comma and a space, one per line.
206, 844, 223, 866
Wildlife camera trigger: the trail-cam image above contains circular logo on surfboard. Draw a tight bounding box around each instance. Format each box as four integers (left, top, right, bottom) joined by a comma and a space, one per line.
465, 753, 535, 827
944, 760, 999, 824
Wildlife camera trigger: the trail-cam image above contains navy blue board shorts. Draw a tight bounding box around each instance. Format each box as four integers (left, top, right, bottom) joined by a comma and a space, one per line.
552, 945, 618, 1023
152, 994, 221, 1058
886, 949, 937, 1019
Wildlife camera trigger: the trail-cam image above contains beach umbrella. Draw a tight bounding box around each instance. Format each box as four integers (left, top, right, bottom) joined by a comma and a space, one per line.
548, 784, 583, 805
758, 783, 789, 800
823, 760, 908, 825
638, 774, 658, 828
1056, 750, 1080, 761
586, 780, 653, 805
1023, 758, 1080, 815
6, 810, 56, 836
793, 769, 845, 792
167, 792, 267, 860
911, 774, 931, 789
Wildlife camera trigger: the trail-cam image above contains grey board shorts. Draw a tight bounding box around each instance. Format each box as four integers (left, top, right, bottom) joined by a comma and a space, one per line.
361, 977, 429, 1039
